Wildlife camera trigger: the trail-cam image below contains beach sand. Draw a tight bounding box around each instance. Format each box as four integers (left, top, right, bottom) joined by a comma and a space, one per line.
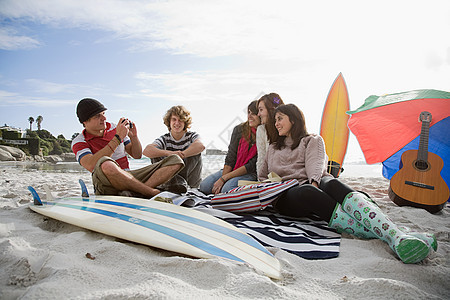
0, 160, 449, 299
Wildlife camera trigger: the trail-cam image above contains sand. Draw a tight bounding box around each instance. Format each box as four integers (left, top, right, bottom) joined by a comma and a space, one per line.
0, 160, 449, 299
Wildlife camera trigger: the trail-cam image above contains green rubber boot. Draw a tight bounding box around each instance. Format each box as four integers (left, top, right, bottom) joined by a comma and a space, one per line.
329, 203, 374, 239
329, 204, 438, 251
399, 226, 437, 251
363, 194, 437, 251
342, 192, 431, 264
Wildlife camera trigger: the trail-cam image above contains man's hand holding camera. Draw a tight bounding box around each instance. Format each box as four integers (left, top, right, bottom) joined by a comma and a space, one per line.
117, 117, 137, 140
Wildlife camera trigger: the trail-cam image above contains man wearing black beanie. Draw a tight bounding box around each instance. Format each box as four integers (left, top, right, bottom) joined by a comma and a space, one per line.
72, 98, 184, 197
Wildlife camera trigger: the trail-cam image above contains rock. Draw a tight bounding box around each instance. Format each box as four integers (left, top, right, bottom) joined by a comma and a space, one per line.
62, 153, 76, 162
0, 147, 75, 163
0, 148, 15, 161
44, 155, 63, 164
33, 155, 45, 162
0, 146, 26, 161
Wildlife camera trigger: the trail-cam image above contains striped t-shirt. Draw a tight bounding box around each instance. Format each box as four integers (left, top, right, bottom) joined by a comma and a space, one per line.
153, 131, 200, 153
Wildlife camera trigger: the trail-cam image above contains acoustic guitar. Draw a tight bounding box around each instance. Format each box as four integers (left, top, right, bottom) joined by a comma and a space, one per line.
388, 111, 449, 213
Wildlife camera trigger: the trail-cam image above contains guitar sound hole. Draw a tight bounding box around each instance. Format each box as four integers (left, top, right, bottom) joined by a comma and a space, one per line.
415, 160, 429, 171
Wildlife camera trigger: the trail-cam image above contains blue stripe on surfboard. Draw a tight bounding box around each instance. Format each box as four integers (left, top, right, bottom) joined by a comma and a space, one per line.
41, 201, 244, 263
62, 197, 272, 256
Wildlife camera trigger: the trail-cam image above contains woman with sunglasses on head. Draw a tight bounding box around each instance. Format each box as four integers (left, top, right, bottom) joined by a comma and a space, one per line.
256, 93, 284, 176
258, 103, 436, 264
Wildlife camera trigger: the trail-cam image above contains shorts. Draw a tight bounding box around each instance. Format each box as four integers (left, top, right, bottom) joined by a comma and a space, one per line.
92, 155, 184, 195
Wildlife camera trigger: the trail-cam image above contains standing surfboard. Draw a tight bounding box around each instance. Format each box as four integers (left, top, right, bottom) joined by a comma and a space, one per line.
320, 73, 350, 177
27, 186, 281, 279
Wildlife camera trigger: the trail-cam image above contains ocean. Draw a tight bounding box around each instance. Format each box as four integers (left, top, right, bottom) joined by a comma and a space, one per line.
0, 154, 384, 179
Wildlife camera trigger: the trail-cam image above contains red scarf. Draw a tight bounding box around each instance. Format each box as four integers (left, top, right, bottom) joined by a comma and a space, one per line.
233, 128, 257, 170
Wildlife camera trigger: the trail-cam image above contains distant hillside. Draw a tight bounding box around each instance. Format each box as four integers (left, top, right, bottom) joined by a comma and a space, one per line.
29, 129, 72, 155
0, 128, 73, 156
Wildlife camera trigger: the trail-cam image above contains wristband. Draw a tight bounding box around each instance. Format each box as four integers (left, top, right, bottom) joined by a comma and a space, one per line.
115, 134, 122, 143
107, 143, 115, 152
220, 177, 226, 183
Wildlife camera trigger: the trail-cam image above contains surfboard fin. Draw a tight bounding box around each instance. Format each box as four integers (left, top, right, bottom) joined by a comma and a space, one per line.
43, 184, 55, 201
27, 186, 43, 206
79, 179, 90, 199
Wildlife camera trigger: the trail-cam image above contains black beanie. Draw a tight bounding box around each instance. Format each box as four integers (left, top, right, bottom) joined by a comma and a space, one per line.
76, 98, 107, 123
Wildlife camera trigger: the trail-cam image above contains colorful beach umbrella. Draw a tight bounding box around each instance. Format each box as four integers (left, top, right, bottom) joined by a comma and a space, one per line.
347, 89, 450, 189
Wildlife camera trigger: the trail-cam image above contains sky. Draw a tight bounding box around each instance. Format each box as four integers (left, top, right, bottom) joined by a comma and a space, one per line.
0, 0, 449, 163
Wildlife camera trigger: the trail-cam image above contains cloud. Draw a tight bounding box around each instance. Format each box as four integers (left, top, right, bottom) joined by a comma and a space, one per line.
0, 0, 160, 44
0, 27, 41, 50
0, 79, 105, 107
25, 79, 79, 94
0, 90, 18, 98
134, 69, 312, 99
0, 93, 75, 107
1, 0, 449, 64
1, 1, 449, 107
24, 79, 106, 96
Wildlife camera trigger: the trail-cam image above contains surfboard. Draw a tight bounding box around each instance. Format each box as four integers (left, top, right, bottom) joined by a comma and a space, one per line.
27, 185, 281, 279
320, 72, 350, 177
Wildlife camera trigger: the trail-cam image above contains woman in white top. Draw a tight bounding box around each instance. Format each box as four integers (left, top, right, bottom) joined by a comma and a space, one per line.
256, 93, 284, 176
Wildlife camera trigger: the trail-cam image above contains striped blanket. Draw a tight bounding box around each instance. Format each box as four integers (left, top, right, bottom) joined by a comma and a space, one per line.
172, 190, 341, 259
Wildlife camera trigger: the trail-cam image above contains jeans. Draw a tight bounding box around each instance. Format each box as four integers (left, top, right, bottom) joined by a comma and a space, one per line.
199, 170, 257, 195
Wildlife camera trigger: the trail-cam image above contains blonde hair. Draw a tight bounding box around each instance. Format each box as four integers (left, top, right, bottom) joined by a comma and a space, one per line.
163, 105, 192, 131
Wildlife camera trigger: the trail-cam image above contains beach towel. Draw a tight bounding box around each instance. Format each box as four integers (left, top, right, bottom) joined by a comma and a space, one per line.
165, 190, 341, 259
210, 179, 299, 212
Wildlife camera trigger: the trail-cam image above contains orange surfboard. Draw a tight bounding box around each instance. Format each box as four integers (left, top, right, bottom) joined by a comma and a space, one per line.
319, 73, 350, 177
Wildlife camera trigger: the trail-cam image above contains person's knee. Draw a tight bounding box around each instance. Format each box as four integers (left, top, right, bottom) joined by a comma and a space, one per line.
199, 173, 217, 194
322, 178, 340, 190
167, 154, 184, 164
101, 161, 121, 176
172, 162, 184, 173
320, 177, 352, 202
199, 177, 214, 194
199, 181, 210, 194
222, 179, 239, 193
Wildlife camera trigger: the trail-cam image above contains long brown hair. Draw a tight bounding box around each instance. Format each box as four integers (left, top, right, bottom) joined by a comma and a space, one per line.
242, 100, 258, 144
257, 93, 284, 144
274, 104, 309, 150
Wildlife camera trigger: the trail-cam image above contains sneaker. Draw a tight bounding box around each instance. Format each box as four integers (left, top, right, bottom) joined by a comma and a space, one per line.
168, 184, 188, 194
157, 175, 188, 195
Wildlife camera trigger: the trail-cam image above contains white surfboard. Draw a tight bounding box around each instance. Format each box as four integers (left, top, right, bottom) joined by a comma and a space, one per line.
27, 186, 281, 279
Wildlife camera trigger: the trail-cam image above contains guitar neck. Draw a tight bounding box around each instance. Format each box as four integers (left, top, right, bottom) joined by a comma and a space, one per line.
417, 119, 430, 162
